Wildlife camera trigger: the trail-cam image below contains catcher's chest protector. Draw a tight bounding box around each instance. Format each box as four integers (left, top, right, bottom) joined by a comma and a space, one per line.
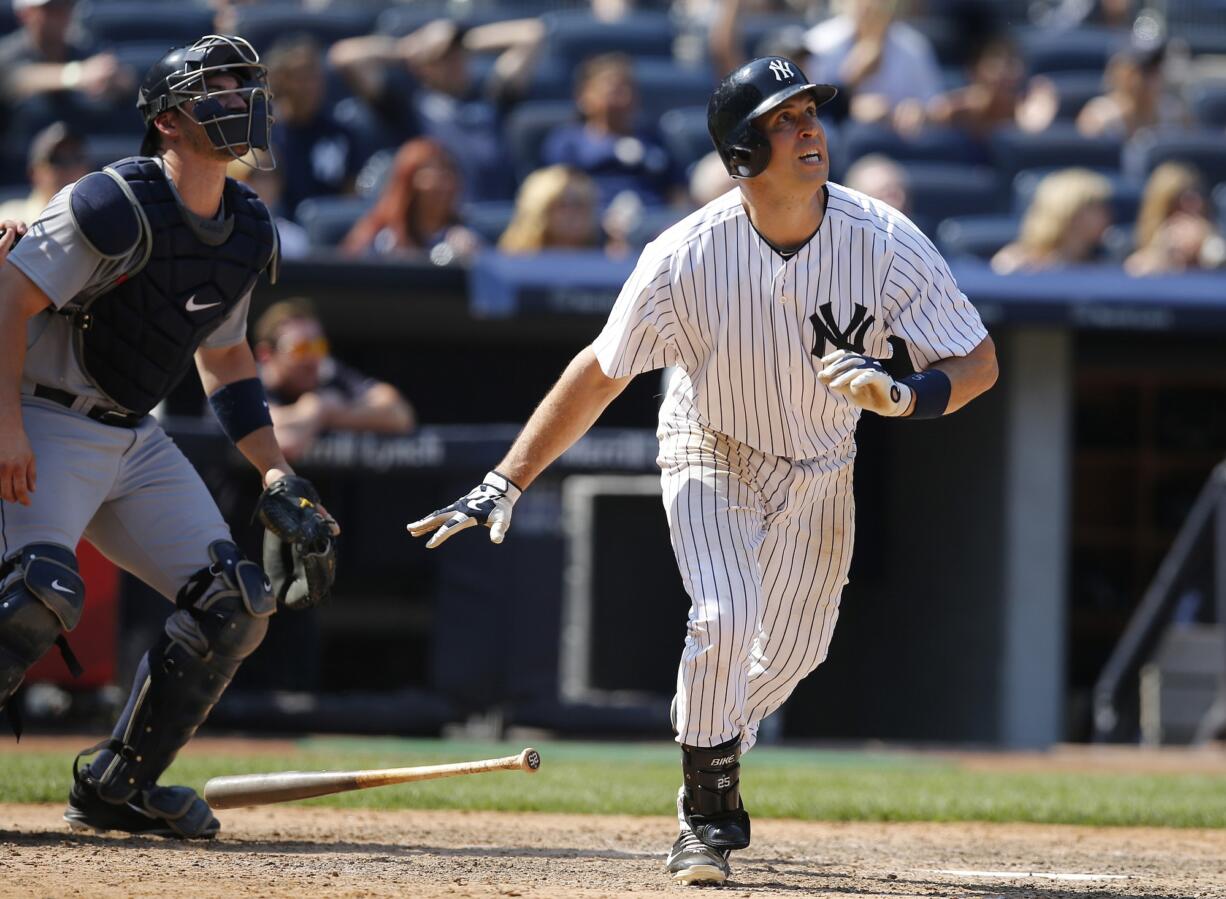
71, 156, 275, 415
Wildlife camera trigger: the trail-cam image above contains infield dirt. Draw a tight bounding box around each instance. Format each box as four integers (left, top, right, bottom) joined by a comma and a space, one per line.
1, 803, 1224, 898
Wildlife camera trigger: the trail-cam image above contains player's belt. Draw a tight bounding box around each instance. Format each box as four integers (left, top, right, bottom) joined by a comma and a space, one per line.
32, 385, 145, 428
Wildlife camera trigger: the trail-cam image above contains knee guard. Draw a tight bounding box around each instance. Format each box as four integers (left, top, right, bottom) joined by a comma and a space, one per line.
81, 540, 273, 802
682, 736, 751, 851
0, 544, 85, 721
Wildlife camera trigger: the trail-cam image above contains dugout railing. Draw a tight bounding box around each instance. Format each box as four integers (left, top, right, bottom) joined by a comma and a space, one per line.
1092, 460, 1226, 743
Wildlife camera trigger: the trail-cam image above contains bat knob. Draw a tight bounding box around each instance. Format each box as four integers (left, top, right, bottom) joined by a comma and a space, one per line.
522, 748, 542, 771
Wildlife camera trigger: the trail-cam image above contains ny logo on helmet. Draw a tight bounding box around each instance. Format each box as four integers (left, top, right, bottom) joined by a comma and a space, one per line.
768, 59, 794, 82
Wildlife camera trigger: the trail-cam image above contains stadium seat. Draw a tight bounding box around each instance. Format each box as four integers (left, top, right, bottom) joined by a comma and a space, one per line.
1123, 128, 1226, 192
1170, 24, 1226, 56
540, 10, 677, 75
735, 13, 808, 61
462, 200, 516, 245
230, 4, 382, 55
85, 133, 142, 170
901, 162, 1006, 222
935, 213, 1020, 261
1186, 79, 1226, 128
294, 195, 373, 248
375, 2, 464, 36
77, 2, 214, 46
1012, 168, 1143, 223
990, 124, 1123, 182
502, 100, 576, 183
628, 204, 688, 248
658, 106, 713, 174
1015, 25, 1123, 75
633, 60, 717, 126
842, 122, 982, 167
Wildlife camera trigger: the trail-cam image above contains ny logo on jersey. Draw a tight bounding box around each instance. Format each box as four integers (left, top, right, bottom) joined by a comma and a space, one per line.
810, 302, 874, 356
768, 59, 794, 82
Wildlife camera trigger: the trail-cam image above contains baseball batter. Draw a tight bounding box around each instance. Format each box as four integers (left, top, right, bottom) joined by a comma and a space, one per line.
0, 35, 337, 838
408, 56, 997, 885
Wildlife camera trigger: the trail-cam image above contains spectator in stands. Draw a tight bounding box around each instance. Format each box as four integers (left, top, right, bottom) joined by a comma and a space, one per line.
0, 0, 130, 101
498, 165, 603, 254
254, 299, 415, 460
341, 138, 480, 263
541, 53, 685, 208
688, 150, 737, 207
1077, 41, 1187, 139
329, 18, 542, 202
0, 0, 133, 137
225, 158, 310, 261
264, 35, 363, 219
991, 168, 1113, 273
804, 0, 942, 126
0, 120, 88, 223
843, 153, 912, 216
1125, 162, 1226, 275
913, 33, 1058, 142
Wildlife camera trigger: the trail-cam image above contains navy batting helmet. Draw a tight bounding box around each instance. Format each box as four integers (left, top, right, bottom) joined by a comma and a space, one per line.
707, 57, 836, 179
137, 34, 274, 169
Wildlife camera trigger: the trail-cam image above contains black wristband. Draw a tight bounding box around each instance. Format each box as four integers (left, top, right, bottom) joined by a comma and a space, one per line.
209, 377, 273, 443
901, 369, 952, 419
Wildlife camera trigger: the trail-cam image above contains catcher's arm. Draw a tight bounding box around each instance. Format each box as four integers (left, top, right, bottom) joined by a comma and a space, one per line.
197, 343, 340, 608
196, 341, 293, 486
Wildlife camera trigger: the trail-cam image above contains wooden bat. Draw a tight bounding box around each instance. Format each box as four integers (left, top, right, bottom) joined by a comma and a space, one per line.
203, 747, 541, 809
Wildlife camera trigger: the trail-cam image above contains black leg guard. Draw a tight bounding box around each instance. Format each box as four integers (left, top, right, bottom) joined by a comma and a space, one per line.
0, 545, 85, 737
68, 541, 273, 838
681, 736, 751, 851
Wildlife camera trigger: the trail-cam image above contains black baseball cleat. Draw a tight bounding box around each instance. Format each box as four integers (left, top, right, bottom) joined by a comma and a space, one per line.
666, 828, 732, 885
667, 787, 733, 885
64, 775, 220, 839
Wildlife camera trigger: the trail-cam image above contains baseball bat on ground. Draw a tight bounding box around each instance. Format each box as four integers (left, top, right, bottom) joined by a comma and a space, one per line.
203, 747, 541, 809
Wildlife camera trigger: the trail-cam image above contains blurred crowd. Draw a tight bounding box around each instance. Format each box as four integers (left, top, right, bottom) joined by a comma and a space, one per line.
2, 0, 1226, 276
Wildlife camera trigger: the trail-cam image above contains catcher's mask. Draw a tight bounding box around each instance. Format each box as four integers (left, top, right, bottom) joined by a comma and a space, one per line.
137, 34, 275, 171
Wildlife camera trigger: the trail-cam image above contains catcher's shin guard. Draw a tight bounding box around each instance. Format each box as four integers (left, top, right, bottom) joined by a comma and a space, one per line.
80, 540, 273, 800
0, 545, 85, 735
681, 736, 751, 851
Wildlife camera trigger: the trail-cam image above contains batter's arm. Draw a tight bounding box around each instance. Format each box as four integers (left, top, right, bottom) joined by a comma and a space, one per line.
496, 346, 633, 490
820, 334, 997, 419
919, 333, 998, 415
195, 341, 294, 488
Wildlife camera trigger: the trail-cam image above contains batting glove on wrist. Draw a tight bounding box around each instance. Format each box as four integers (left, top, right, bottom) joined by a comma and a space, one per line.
406, 470, 523, 548
818, 349, 912, 417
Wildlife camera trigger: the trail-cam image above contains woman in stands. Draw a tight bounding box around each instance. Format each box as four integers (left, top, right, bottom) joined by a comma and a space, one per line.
497, 165, 603, 254
1125, 162, 1226, 275
341, 138, 480, 264
991, 168, 1113, 273
1077, 42, 1187, 139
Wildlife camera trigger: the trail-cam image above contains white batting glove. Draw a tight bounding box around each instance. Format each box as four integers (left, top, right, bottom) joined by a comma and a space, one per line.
406, 470, 522, 548
818, 349, 912, 417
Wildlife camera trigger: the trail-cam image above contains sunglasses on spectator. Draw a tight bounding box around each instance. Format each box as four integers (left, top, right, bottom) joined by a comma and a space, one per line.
279, 336, 329, 360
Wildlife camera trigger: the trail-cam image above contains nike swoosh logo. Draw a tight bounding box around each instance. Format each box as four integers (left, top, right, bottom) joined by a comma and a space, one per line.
50, 579, 74, 594
185, 294, 221, 312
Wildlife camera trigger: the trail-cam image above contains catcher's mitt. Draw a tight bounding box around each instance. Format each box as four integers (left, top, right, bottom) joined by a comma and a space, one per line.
256, 475, 339, 611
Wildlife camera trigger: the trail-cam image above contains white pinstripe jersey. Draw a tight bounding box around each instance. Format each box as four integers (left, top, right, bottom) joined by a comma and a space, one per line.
592, 181, 989, 460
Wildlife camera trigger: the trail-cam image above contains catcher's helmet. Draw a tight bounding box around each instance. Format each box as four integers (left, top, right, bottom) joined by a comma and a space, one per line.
137, 34, 274, 169
707, 57, 836, 179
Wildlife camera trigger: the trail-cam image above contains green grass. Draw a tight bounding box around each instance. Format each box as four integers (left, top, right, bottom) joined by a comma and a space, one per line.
4, 738, 1224, 828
